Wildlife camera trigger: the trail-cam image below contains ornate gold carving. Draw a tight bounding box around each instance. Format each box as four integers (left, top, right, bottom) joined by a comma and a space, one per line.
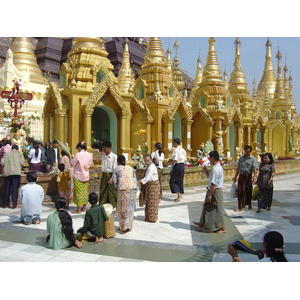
84, 76, 128, 115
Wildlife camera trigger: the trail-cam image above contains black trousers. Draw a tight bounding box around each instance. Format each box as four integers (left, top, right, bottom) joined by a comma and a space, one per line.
169, 163, 184, 194
3, 175, 21, 207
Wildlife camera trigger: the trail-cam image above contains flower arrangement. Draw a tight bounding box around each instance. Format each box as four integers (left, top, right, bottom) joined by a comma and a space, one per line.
1, 110, 39, 137
141, 142, 149, 156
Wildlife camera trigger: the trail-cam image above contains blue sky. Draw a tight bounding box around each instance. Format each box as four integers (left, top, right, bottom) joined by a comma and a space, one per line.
160, 37, 300, 113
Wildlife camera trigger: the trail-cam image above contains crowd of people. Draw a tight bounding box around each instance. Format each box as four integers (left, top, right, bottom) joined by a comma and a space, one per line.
0, 136, 286, 261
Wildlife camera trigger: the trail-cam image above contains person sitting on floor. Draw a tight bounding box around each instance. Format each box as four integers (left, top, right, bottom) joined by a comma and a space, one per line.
77, 192, 109, 243
20, 171, 44, 225
46, 198, 83, 250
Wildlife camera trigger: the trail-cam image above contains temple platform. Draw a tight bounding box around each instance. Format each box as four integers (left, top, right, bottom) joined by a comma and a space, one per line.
0, 171, 300, 262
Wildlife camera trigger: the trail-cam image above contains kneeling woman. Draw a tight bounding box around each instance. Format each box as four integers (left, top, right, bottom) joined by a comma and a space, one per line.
46, 198, 83, 250
138, 155, 161, 222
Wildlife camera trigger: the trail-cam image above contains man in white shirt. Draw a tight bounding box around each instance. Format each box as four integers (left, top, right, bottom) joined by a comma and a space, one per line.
20, 171, 44, 225
169, 138, 186, 202
99, 141, 118, 208
193, 150, 226, 233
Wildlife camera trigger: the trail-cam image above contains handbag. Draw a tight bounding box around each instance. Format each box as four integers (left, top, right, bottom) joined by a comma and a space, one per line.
252, 185, 259, 200
230, 182, 238, 198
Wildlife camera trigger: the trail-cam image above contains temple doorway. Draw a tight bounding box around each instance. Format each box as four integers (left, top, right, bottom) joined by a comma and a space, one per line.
92, 105, 117, 153
173, 112, 182, 141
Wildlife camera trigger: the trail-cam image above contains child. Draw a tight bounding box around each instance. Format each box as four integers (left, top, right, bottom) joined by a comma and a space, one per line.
77, 192, 109, 243
57, 163, 72, 209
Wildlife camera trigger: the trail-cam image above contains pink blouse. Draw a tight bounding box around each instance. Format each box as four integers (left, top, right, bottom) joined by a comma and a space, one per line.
71, 150, 93, 182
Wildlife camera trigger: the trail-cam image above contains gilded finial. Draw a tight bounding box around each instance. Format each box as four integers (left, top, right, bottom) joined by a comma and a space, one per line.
173, 38, 179, 53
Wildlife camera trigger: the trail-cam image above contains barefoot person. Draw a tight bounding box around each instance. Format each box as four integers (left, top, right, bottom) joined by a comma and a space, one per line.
232, 145, 258, 211
169, 138, 186, 202
137, 155, 161, 223
113, 155, 137, 233
77, 193, 109, 243
46, 198, 83, 250
99, 140, 118, 208
20, 171, 44, 225
193, 150, 226, 233
71, 142, 93, 214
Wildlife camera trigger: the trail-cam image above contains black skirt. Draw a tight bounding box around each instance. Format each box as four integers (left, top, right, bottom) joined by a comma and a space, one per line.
169, 163, 184, 194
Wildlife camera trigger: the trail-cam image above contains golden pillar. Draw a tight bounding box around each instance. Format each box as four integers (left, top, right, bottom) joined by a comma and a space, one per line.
223, 121, 231, 158
251, 126, 259, 158
82, 107, 94, 150
56, 109, 67, 143
67, 94, 82, 154
182, 119, 193, 159
234, 124, 243, 161
119, 112, 133, 158
43, 112, 52, 143
246, 125, 251, 145
261, 126, 267, 152
285, 121, 292, 156
268, 129, 273, 154
162, 118, 174, 159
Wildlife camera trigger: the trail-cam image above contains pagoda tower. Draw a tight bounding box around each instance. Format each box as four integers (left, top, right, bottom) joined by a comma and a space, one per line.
10, 37, 45, 84
171, 39, 185, 91
189, 55, 203, 100
228, 38, 250, 111
191, 37, 231, 157
117, 38, 135, 93
0, 37, 47, 141
257, 38, 277, 112
138, 37, 173, 151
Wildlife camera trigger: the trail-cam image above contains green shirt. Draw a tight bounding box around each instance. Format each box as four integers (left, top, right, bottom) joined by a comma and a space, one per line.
79, 205, 109, 237
237, 155, 258, 175
46, 211, 72, 250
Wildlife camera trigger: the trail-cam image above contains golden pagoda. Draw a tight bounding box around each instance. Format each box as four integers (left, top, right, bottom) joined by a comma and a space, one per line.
10, 37, 45, 84
42, 36, 299, 160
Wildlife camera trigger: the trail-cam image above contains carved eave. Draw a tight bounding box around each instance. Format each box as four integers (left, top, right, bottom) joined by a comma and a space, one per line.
164, 91, 193, 120
44, 82, 65, 111
131, 97, 154, 123
82, 75, 129, 116
132, 77, 148, 98
226, 105, 244, 124
269, 119, 286, 131
91, 61, 117, 84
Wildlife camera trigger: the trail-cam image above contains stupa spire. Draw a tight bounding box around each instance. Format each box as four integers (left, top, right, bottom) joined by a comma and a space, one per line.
117, 38, 135, 93
229, 38, 249, 93
283, 63, 289, 93
10, 37, 45, 84
142, 37, 167, 68
274, 48, 285, 100
192, 55, 202, 88
257, 38, 276, 98
201, 37, 223, 83
171, 39, 185, 91
166, 46, 172, 70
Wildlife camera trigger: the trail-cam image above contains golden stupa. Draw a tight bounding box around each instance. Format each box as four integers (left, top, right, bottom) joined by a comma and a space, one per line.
43, 37, 300, 160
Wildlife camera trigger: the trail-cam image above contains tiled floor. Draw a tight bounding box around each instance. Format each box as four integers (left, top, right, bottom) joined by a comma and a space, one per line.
1, 172, 300, 262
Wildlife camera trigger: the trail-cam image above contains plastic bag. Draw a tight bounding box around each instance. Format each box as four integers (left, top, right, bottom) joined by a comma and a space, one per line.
230, 182, 238, 198
252, 185, 259, 200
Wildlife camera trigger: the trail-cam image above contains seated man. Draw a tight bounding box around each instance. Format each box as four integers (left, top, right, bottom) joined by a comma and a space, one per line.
20, 171, 44, 225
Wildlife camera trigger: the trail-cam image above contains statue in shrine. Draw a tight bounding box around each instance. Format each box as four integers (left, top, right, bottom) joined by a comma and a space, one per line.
151, 83, 164, 100
132, 145, 144, 169
196, 143, 205, 160
214, 130, 224, 156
